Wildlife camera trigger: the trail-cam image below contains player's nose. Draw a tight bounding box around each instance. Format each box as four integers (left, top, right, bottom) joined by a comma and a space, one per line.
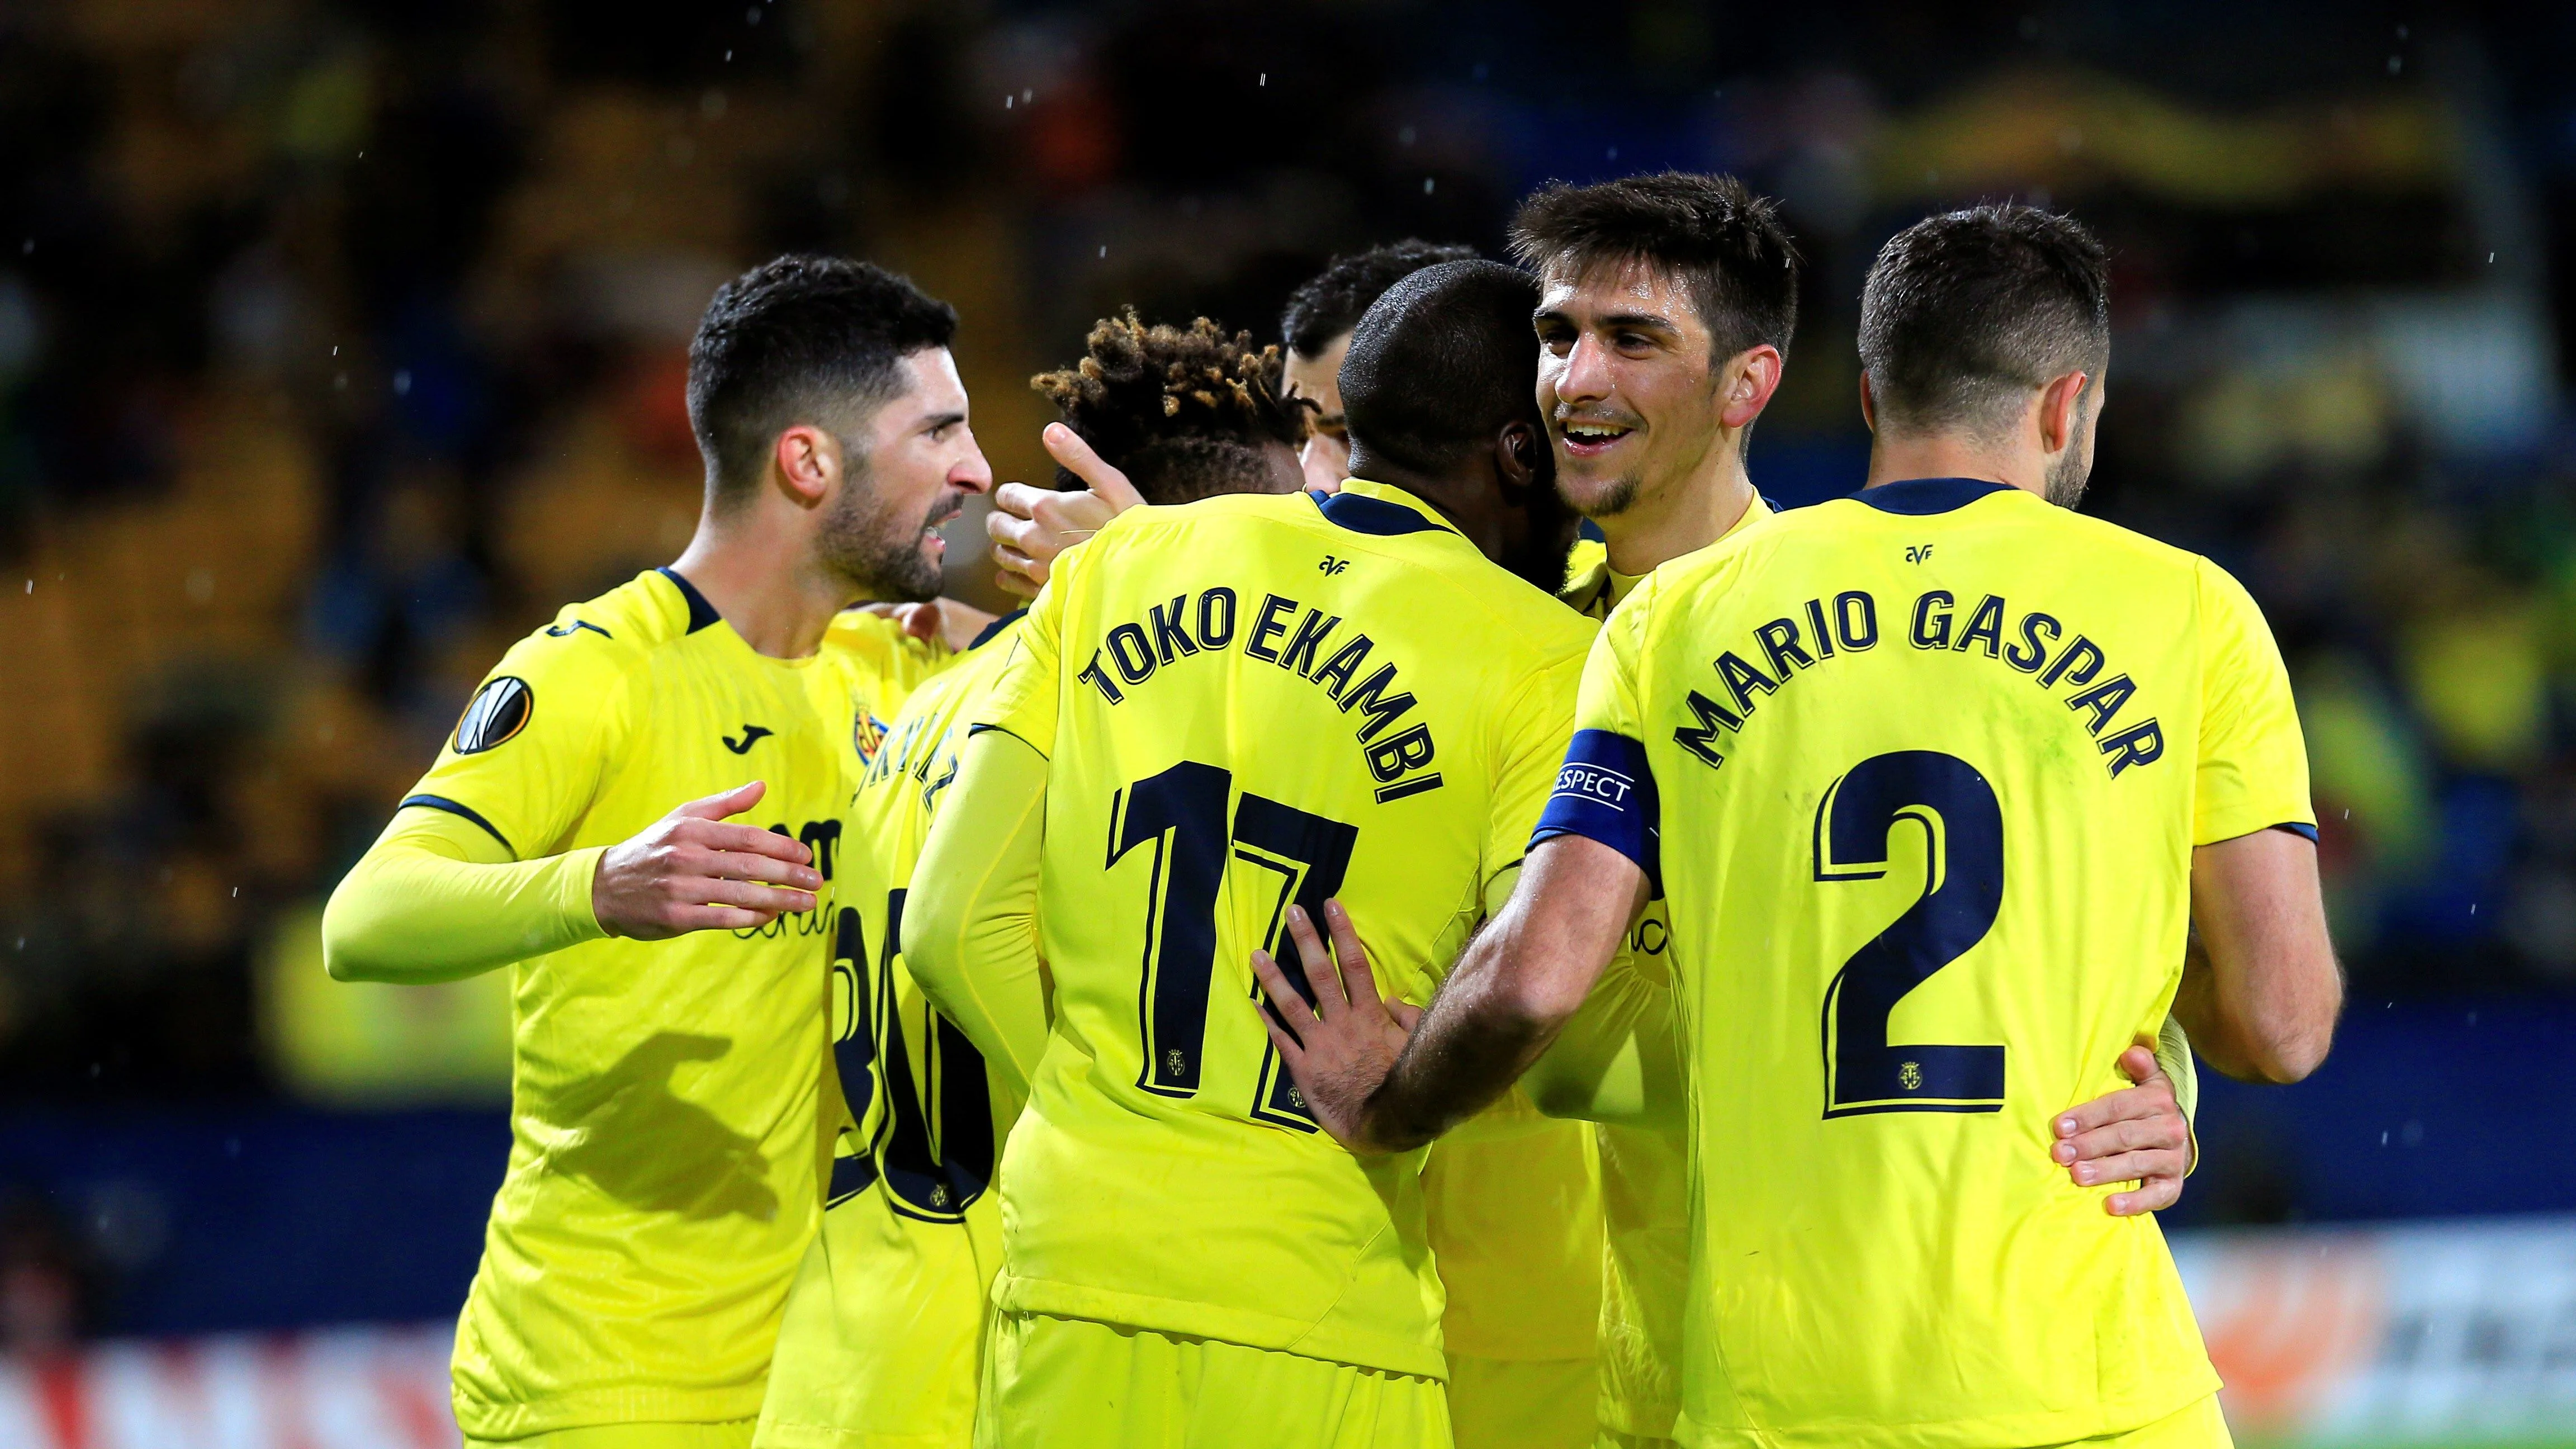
1557, 332, 1617, 401
950, 436, 995, 494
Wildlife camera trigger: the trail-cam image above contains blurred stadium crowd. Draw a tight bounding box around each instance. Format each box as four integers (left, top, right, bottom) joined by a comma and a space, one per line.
1, 0, 2574, 1353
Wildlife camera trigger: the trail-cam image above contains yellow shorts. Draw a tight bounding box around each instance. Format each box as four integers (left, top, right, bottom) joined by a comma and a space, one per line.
752, 1181, 1002, 1449
2053, 1395, 2234, 1449
1446, 1353, 1594, 1449
465, 1423, 755, 1449
975, 1311, 1452, 1449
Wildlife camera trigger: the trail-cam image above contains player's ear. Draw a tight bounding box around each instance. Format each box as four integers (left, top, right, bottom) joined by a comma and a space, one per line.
1494, 419, 1543, 499
1720, 344, 1783, 431
771, 424, 836, 509
2038, 370, 2090, 456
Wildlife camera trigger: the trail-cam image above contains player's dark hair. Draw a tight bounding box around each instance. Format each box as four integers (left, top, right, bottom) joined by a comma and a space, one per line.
1278, 240, 1481, 358
1339, 259, 1543, 478
1030, 312, 1310, 506
686, 254, 957, 505
1858, 203, 2110, 439
1509, 172, 1801, 362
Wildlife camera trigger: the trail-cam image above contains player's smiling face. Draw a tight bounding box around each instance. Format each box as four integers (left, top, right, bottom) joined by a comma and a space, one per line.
1533, 260, 1726, 522
824, 347, 992, 602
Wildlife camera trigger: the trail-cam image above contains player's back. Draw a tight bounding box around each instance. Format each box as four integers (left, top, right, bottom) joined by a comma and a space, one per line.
1582, 478, 2311, 1446
972, 480, 1593, 1379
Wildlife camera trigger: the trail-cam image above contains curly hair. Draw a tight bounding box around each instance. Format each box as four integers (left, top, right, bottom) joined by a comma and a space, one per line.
1030, 312, 1311, 505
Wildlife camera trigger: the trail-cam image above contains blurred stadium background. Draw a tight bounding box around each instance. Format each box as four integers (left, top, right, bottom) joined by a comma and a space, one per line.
0, 1, 2572, 1445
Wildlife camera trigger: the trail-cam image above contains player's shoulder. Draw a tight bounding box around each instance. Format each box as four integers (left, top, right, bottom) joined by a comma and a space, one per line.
822, 604, 950, 683
491, 569, 679, 680
897, 610, 1025, 722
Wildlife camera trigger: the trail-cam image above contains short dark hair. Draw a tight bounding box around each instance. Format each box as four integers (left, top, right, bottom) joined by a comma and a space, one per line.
1030, 312, 1309, 506
1509, 172, 1800, 361
1339, 259, 1542, 478
1858, 203, 2110, 439
1279, 240, 1481, 358
686, 255, 957, 503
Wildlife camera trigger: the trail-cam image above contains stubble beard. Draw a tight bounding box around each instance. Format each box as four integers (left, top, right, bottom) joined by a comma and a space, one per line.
819, 458, 948, 603
2043, 409, 2096, 509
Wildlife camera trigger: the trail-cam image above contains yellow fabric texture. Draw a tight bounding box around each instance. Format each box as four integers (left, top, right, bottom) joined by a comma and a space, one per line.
2048, 1394, 2232, 1449
975, 1312, 1452, 1449
321, 809, 605, 982
1570, 484, 2310, 1449
333, 571, 942, 1441
465, 1420, 755, 1449
1446, 1351, 1595, 1449
1554, 498, 1765, 1441
756, 616, 1029, 1449
923, 480, 1594, 1381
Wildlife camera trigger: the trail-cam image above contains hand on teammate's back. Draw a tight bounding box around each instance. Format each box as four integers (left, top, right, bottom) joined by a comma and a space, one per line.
591, 780, 821, 939
1249, 902, 1422, 1154
863, 597, 999, 653
987, 423, 1145, 598
2052, 1044, 2193, 1215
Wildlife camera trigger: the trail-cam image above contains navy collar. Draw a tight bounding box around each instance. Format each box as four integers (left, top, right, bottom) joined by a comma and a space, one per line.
656, 566, 722, 632
1308, 485, 1447, 537
1850, 477, 2016, 515
968, 607, 1027, 651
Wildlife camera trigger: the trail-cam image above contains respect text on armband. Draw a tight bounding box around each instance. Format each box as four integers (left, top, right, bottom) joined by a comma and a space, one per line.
1073, 588, 1443, 804
1669, 589, 2166, 779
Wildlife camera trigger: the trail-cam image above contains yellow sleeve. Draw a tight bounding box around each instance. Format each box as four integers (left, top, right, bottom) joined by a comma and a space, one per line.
2193, 559, 2315, 845
1575, 587, 1655, 741
1523, 944, 1685, 1131
1480, 648, 1585, 892
321, 806, 605, 982
971, 570, 1068, 757
900, 727, 1053, 1092
401, 624, 641, 859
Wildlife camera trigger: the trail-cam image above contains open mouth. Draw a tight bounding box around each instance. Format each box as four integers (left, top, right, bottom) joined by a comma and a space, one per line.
1557, 418, 1637, 458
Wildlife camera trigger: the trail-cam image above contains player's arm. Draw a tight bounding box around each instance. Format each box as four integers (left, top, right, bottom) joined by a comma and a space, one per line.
2172, 561, 2342, 1085
324, 780, 821, 982
1257, 835, 1645, 1154
899, 728, 1053, 1092
2172, 827, 2340, 1083
1519, 914, 1683, 1134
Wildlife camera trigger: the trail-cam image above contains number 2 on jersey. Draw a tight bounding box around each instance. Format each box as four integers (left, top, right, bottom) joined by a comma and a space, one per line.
1109, 761, 1358, 1131
1813, 750, 2006, 1116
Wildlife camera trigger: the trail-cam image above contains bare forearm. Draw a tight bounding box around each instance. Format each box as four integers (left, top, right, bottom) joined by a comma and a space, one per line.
1357, 836, 1644, 1150
1361, 932, 1560, 1152
2180, 832, 2343, 1083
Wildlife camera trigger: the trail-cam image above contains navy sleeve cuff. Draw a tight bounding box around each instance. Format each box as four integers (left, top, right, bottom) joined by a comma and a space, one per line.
2274, 821, 2319, 844
1530, 729, 1661, 894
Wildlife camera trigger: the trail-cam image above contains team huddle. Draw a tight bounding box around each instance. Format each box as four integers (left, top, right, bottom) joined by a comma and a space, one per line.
321, 173, 2342, 1449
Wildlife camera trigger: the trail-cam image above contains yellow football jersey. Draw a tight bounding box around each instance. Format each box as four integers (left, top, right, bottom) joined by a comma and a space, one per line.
971, 480, 1595, 1379
1573, 494, 1770, 1443
401, 570, 936, 1440
757, 612, 1027, 1448
1537, 479, 2313, 1448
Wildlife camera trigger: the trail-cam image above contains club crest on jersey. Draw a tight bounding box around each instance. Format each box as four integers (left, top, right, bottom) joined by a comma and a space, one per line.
453, 676, 532, 755
853, 709, 889, 765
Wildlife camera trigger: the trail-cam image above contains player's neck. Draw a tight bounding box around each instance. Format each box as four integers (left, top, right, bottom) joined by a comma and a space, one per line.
668, 518, 856, 660
1863, 434, 2042, 497
1594, 451, 1756, 576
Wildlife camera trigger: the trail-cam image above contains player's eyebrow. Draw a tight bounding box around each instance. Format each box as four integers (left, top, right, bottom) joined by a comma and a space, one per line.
1590, 310, 1682, 335
918, 409, 968, 433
